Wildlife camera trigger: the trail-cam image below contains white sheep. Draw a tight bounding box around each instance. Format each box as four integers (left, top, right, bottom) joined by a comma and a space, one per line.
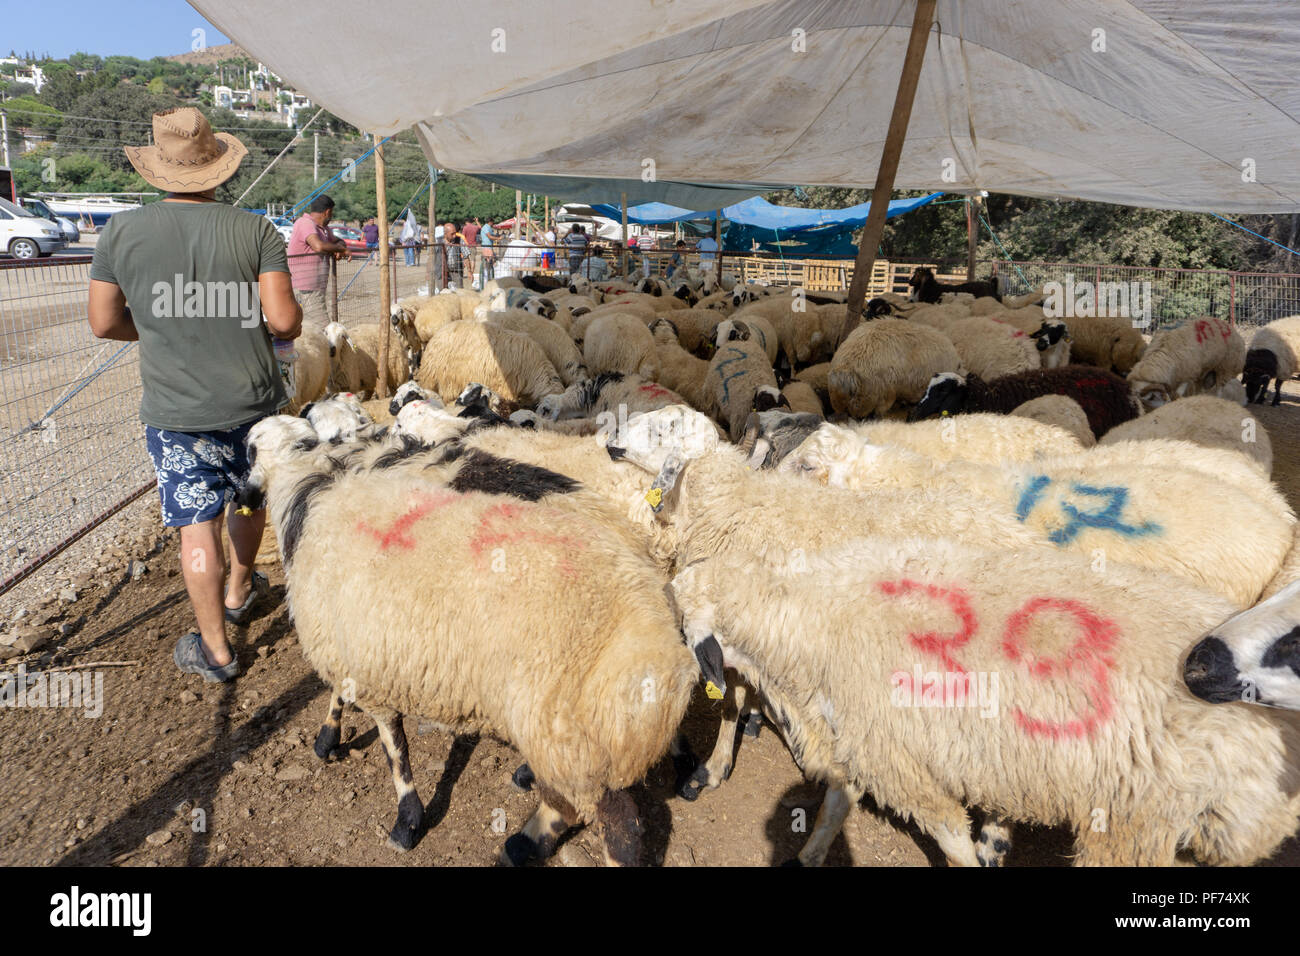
1243, 314, 1300, 406
1060, 314, 1147, 375
537, 371, 689, 423
671, 537, 1300, 866
648, 317, 711, 411
704, 334, 778, 441
483, 309, 588, 385
777, 424, 1293, 607
1185, 577, 1300, 710
350, 313, 423, 397
1011, 395, 1096, 448
1099, 394, 1272, 475
712, 316, 778, 366
238, 415, 696, 866
415, 320, 564, 408
939, 315, 1042, 379
582, 313, 659, 382
828, 319, 962, 419
1127, 317, 1245, 406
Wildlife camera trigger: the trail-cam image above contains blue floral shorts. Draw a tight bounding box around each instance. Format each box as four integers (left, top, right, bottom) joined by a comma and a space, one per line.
145, 421, 258, 527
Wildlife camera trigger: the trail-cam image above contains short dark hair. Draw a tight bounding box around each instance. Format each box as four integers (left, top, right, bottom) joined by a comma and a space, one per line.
309, 195, 335, 213
676, 240, 685, 247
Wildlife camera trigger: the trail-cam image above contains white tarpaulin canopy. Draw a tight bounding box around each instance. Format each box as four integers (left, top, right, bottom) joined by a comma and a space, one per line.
193, 0, 1300, 213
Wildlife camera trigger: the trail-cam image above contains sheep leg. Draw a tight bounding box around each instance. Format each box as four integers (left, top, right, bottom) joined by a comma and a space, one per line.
596, 788, 643, 867
501, 781, 577, 866
789, 783, 856, 867
313, 687, 345, 760
1071, 812, 1178, 866
976, 813, 1014, 867
678, 676, 747, 801
1274, 378, 1283, 406
741, 694, 764, 738
372, 709, 424, 851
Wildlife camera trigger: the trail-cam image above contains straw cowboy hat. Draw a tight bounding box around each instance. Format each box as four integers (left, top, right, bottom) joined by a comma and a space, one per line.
124, 107, 247, 192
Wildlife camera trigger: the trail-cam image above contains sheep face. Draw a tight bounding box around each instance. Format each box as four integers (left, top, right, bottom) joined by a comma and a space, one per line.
751, 385, 789, 414
389, 381, 433, 417
648, 317, 679, 344
324, 321, 353, 359
239, 415, 325, 509
569, 276, 593, 297
711, 319, 751, 349
393, 400, 470, 448
1030, 320, 1067, 352
602, 405, 719, 512
775, 423, 874, 486
738, 410, 825, 469
908, 372, 969, 421
523, 296, 557, 319
907, 267, 936, 302
1130, 380, 1171, 409
1185, 580, 1300, 709
864, 297, 895, 319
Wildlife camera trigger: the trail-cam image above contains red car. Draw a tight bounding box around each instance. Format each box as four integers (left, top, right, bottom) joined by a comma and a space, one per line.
329, 225, 368, 254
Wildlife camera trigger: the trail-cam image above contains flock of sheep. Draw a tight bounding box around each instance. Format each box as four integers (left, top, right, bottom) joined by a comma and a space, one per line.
244, 260, 1300, 866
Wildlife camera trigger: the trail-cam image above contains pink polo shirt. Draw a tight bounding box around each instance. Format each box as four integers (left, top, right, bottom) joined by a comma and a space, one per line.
288, 215, 331, 291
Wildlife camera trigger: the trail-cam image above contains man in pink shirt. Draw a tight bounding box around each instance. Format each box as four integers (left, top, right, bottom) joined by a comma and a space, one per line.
288, 195, 350, 329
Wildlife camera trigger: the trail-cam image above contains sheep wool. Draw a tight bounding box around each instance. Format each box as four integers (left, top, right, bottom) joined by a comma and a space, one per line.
416, 320, 564, 407
1243, 314, 1300, 405
583, 313, 660, 383
1099, 395, 1272, 476
1127, 316, 1243, 405
484, 309, 587, 385
671, 538, 1300, 866
704, 336, 779, 441
828, 319, 962, 419
1010, 395, 1096, 448
940, 316, 1042, 379
1060, 314, 1148, 374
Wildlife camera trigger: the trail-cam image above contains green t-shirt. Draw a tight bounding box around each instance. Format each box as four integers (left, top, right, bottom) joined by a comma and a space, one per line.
89, 201, 290, 432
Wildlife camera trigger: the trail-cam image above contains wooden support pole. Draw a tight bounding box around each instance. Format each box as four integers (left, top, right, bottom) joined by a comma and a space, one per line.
375, 137, 392, 399
621, 191, 629, 276
966, 195, 980, 280
329, 256, 339, 325
714, 210, 723, 287
514, 190, 522, 238
841, 0, 937, 345
427, 170, 437, 293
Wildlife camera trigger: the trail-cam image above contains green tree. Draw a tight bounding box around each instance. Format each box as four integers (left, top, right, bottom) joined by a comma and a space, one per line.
58, 84, 181, 171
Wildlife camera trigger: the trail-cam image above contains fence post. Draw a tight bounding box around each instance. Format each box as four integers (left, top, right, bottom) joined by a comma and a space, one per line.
1095, 265, 1100, 314
329, 256, 339, 325
1229, 272, 1236, 326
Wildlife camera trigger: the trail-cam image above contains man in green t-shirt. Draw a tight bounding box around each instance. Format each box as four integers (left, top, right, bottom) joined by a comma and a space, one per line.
88, 107, 303, 684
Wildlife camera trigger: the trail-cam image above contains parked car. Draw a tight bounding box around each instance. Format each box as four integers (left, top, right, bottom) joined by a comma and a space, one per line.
266, 215, 294, 243
329, 225, 368, 254
18, 198, 80, 244
0, 197, 65, 259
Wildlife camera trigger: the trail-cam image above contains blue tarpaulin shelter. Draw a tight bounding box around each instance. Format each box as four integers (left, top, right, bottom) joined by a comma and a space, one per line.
590, 192, 944, 255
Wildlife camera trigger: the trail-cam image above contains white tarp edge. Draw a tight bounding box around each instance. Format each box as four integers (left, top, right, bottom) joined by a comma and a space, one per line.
192, 0, 1300, 213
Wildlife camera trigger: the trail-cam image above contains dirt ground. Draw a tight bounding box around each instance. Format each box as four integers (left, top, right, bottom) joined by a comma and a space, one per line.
2, 385, 1300, 868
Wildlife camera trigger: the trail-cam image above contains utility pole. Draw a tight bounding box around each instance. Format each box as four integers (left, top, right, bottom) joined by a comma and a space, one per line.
1, 110, 9, 167
313, 132, 318, 183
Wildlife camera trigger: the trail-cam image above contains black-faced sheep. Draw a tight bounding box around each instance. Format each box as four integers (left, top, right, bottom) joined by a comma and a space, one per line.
1243, 315, 1300, 405
908, 266, 999, 303
1185, 578, 1300, 710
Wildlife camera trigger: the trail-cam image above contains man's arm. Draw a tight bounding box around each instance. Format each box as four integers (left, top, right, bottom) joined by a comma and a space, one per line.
88, 279, 139, 341
259, 271, 303, 339
305, 232, 349, 256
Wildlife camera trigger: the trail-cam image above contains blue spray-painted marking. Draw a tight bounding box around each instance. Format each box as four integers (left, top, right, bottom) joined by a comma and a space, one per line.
715, 347, 749, 404
1015, 475, 1052, 520
1018, 477, 1162, 544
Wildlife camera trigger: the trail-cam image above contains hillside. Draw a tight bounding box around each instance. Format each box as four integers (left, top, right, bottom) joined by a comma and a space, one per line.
165, 43, 251, 67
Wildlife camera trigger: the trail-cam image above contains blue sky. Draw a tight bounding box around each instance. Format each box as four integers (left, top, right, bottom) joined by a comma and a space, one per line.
6, 1, 230, 60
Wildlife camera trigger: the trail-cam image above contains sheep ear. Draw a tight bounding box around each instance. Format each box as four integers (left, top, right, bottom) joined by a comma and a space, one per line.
645, 450, 686, 514
298, 402, 316, 420
693, 635, 726, 700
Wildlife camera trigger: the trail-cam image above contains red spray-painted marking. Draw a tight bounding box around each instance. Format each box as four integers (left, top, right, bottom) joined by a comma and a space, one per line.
468, 501, 584, 578
638, 382, 673, 400
877, 579, 978, 674
355, 489, 459, 551
1001, 597, 1118, 740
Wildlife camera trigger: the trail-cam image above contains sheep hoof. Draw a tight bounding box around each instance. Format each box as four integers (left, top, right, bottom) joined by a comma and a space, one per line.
387, 792, 423, 851
670, 751, 698, 791
313, 725, 340, 760
677, 765, 712, 802
741, 713, 763, 738
511, 762, 535, 793
780, 857, 804, 868
500, 833, 539, 867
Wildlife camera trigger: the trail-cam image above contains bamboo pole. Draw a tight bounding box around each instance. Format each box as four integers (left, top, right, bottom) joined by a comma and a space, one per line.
375, 137, 392, 399
840, 0, 937, 345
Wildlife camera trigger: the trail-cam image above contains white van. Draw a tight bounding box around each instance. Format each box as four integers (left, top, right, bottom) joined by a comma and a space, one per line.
0, 197, 66, 259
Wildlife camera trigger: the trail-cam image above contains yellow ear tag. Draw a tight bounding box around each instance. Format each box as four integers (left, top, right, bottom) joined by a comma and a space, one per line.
235, 505, 254, 517
704, 681, 724, 701
939, 410, 950, 417
645, 487, 663, 508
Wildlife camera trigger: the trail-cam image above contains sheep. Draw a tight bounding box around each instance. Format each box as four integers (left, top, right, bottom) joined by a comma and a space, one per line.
845, 412, 1087, 464
712, 317, 778, 366
1126, 317, 1244, 407
777, 424, 1292, 607
397, 294, 461, 343
648, 317, 711, 410
236, 415, 697, 866
793, 362, 831, 405
299, 393, 377, 444
389, 398, 482, 448
827, 319, 962, 420
704, 335, 778, 441
1242, 314, 1300, 405
536, 371, 689, 423
1098, 395, 1272, 476
939, 316, 1042, 379
583, 313, 659, 382
1060, 314, 1148, 375
1185, 577, 1300, 710
671, 537, 1300, 866
483, 309, 588, 385
910, 367, 1139, 439
350, 313, 423, 397
1011, 395, 1095, 448
1218, 378, 1248, 405
908, 266, 1000, 303
323, 322, 365, 395
415, 320, 564, 408
283, 326, 337, 415
779, 381, 824, 418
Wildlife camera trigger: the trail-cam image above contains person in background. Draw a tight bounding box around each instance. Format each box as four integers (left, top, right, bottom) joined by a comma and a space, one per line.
543, 225, 557, 270
667, 239, 686, 279
574, 244, 611, 281
87, 107, 302, 684
636, 230, 656, 277
446, 227, 464, 288
463, 216, 480, 283
432, 224, 446, 290
479, 221, 495, 287
362, 217, 379, 262
564, 223, 588, 274
697, 232, 719, 272
288, 194, 350, 329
